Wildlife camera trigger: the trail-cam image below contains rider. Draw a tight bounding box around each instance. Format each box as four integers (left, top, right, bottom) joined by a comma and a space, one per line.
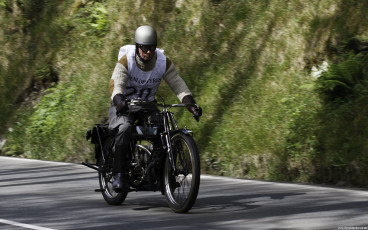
108, 25, 202, 192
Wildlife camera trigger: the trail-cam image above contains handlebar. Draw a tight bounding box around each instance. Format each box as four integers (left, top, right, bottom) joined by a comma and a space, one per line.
127, 99, 201, 122
127, 99, 196, 109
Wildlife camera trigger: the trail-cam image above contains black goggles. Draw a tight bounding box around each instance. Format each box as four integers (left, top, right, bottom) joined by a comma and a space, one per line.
137, 44, 156, 52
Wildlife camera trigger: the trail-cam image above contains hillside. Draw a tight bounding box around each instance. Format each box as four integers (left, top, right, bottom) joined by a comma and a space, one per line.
1, 0, 368, 187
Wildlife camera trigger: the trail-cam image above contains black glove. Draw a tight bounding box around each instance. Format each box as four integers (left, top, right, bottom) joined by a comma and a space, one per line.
182, 95, 202, 121
192, 105, 202, 122
113, 94, 128, 114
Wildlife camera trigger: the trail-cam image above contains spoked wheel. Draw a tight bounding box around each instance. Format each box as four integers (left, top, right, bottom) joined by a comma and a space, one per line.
163, 133, 200, 213
98, 136, 128, 205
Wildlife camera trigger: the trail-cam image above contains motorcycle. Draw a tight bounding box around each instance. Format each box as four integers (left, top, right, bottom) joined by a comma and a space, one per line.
83, 98, 201, 213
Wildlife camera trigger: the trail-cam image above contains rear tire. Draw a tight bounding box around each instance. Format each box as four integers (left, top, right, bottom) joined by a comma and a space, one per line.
163, 133, 200, 213
98, 135, 128, 205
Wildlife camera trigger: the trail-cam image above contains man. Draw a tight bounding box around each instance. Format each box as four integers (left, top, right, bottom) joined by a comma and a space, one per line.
108, 25, 202, 191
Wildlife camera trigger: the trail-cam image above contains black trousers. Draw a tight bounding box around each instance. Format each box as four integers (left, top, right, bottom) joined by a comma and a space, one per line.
108, 103, 158, 173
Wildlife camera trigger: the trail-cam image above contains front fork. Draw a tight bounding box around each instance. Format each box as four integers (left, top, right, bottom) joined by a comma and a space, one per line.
161, 112, 177, 173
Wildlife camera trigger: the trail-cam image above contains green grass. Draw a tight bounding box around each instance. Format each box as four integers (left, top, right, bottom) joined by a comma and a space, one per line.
2, 0, 368, 187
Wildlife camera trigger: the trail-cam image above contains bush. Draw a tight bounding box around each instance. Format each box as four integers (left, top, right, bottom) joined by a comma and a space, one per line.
312, 52, 368, 186
315, 54, 368, 104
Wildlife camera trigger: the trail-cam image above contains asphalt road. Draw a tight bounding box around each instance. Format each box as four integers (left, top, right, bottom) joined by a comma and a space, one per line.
0, 156, 368, 230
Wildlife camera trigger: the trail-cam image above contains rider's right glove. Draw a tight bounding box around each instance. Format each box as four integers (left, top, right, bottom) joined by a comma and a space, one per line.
113, 94, 128, 114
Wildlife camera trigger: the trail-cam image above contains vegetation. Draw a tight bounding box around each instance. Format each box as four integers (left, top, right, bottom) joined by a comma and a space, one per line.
1, 0, 368, 187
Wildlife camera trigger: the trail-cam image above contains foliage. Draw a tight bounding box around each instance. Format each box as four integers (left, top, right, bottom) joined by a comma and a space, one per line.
2, 0, 368, 187
72, 0, 110, 37
315, 54, 368, 104
311, 53, 368, 186
0, 0, 11, 11
5, 82, 77, 160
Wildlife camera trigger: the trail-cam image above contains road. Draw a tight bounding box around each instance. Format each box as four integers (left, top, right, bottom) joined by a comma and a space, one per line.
0, 156, 368, 230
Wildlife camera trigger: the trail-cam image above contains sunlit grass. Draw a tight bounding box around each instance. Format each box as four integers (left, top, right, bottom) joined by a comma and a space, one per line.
2, 0, 368, 186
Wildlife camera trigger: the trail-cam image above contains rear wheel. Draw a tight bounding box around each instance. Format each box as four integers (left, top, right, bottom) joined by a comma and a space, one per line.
163, 133, 200, 213
98, 135, 128, 205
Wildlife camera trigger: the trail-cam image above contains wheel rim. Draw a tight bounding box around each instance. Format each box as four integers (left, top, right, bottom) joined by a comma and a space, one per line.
100, 172, 120, 198
99, 136, 121, 199
165, 137, 193, 206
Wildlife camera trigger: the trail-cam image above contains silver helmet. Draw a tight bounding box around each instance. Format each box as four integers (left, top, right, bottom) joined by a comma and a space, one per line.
134, 25, 157, 45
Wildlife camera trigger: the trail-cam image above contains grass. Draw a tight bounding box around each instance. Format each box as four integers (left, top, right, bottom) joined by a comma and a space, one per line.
2, 0, 368, 187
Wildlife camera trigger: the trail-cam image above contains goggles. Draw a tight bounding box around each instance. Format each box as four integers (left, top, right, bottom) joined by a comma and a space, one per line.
137, 44, 156, 53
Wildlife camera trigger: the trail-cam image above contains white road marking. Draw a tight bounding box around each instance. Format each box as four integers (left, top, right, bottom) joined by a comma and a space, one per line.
0, 219, 56, 230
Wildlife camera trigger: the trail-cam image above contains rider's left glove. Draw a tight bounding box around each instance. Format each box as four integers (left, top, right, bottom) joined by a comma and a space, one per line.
182, 95, 202, 121
191, 105, 202, 122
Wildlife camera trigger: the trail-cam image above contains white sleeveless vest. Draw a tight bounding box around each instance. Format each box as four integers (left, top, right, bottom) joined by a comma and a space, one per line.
118, 45, 166, 101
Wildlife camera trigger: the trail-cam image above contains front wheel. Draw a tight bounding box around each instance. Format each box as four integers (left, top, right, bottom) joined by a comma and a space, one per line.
163, 133, 200, 213
98, 135, 128, 205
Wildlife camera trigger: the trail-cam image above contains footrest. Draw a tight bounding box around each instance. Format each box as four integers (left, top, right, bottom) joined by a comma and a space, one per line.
81, 162, 103, 172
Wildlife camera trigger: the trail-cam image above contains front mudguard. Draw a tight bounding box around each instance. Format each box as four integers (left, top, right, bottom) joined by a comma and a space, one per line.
173, 128, 193, 136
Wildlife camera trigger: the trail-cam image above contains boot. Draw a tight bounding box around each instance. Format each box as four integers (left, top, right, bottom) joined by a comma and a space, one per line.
112, 173, 129, 192
112, 144, 129, 192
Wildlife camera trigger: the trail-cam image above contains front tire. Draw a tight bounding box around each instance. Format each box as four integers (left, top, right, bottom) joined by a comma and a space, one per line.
163, 133, 200, 213
98, 135, 128, 205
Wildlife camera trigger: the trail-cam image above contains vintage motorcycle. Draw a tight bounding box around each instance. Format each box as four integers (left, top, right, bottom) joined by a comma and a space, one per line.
83, 98, 201, 213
